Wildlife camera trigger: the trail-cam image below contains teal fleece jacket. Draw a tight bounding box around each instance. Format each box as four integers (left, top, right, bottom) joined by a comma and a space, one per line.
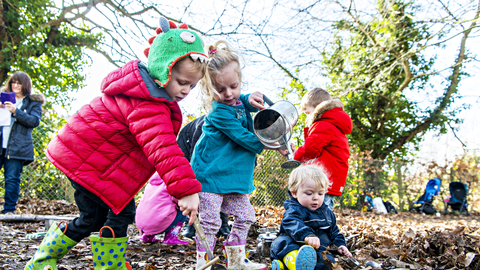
191, 94, 264, 194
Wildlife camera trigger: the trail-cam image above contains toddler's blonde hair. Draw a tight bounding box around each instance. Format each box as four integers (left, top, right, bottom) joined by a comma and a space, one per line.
301, 87, 331, 111
288, 164, 330, 194
198, 40, 242, 111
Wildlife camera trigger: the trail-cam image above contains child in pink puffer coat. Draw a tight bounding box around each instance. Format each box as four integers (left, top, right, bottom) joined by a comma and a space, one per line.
136, 172, 189, 245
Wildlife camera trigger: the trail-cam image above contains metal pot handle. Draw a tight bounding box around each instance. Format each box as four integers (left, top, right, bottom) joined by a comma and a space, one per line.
263, 95, 274, 106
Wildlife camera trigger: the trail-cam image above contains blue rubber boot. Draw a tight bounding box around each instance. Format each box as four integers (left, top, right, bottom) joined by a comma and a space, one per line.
295, 245, 317, 269
271, 259, 285, 270
282, 245, 317, 270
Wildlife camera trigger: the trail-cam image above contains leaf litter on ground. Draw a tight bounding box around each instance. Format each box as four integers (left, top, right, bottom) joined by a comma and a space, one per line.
0, 198, 479, 269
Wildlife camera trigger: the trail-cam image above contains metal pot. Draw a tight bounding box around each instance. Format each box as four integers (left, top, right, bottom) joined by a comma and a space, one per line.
256, 227, 279, 257
253, 98, 301, 169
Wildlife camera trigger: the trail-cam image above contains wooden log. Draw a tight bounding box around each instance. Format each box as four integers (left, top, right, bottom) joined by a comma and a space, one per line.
0, 214, 76, 223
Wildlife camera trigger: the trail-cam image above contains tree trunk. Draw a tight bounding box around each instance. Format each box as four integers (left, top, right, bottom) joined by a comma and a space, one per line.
396, 161, 405, 211
366, 160, 383, 197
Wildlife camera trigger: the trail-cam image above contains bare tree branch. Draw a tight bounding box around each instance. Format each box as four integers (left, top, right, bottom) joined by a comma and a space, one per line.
383, 0, 480, 157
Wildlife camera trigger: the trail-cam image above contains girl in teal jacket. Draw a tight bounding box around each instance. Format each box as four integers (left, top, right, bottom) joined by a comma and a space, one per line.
192, 93, 262, 194
191, 40, 283, 270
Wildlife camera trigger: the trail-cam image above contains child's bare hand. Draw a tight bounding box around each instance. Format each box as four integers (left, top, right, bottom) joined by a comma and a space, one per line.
278, 148, 288, 157
338, 245, 352, 257
178, 193, 199, 225
305, 236, 320, 249
248, 91, 265, 110
290, 142, 296, 153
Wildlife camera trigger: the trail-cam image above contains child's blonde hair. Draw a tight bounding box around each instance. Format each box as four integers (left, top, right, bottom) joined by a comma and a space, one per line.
301, 87, 331, 111
199, 40, 242, 111
288, 164, 330, 193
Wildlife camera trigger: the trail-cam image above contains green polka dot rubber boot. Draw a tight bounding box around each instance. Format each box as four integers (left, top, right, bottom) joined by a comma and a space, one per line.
90, 226, 132, 270
24, 221, 78, 270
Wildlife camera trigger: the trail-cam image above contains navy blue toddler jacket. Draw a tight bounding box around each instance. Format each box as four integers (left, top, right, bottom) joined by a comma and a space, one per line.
270, 193, 346, 269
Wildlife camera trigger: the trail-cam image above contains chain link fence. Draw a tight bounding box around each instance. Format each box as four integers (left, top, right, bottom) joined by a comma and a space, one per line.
1, 121, 478, 213
0, 123, 292, 207
0, 111, 74, 205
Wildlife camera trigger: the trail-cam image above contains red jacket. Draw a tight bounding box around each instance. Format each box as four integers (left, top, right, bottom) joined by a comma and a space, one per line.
46, 60, 201, 214
294, 99, 352, 196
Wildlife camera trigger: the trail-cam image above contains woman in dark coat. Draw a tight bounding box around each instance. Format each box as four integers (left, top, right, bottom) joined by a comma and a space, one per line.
0, 72, 45, 214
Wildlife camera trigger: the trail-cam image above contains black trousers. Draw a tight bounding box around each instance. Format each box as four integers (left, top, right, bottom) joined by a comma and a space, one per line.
64, 179, 136, 242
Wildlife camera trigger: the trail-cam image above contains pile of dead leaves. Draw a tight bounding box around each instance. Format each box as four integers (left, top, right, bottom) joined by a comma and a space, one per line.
254, 206, 480, 269
0, 199, 479, 269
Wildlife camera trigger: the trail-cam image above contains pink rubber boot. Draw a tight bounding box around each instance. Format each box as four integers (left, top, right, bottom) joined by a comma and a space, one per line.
140, 233, 162, 243
163, 221, 189, 246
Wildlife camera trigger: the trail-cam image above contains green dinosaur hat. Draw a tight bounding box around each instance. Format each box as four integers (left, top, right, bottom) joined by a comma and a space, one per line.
145, 17, 209, 87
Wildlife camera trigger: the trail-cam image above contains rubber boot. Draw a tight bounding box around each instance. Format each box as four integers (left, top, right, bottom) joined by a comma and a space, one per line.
222, 233, 267, 270
195, 236, 216, 270
283, 245, 317, 270
196, 251, 211, 270
181, 223, 196, 239
140, 233, 161, 243
216, 212, 231, 237
162, 221, 189, 246
90, 226, 132, 270
271, 260, 285, 270
24, 221, 78, 270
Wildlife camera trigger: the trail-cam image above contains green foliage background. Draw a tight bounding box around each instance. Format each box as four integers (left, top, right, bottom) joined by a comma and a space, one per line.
0, 0, 102, 200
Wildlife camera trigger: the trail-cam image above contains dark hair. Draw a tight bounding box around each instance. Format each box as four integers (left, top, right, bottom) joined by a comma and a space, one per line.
5, 72, 32, 96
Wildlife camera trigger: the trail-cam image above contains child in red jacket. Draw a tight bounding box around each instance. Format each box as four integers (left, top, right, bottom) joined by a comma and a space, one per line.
25, 17, 208, 270
293, 88, 353, 210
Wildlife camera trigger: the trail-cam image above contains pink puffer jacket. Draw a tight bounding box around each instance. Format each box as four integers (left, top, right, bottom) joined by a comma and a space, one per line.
135, 173, 177, 235
46, 60, 201, 214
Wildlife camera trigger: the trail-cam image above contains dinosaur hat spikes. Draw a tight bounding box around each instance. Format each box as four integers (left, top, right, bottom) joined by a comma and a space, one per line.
145, 17, 209, 87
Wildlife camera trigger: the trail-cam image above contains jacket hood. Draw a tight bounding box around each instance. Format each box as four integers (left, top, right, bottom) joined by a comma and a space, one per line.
29, 93, 46, 105
307, 99, 352, 134
284, 192, 300, 211
100, 60, 174, 102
